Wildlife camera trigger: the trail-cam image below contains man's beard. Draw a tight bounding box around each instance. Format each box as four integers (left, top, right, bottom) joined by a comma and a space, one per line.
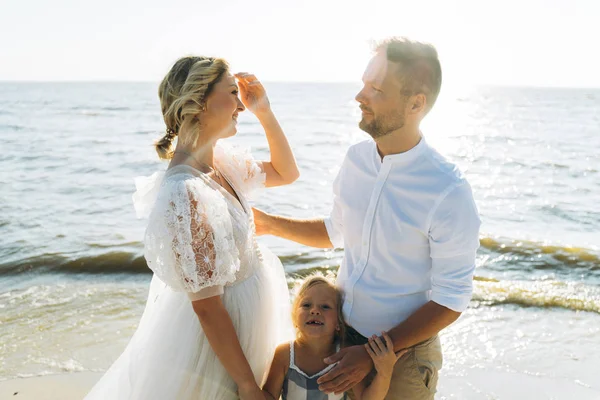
359, 112, 405, 139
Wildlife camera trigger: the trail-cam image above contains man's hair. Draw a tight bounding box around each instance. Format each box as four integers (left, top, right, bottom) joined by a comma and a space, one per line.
375, 37, 442, 112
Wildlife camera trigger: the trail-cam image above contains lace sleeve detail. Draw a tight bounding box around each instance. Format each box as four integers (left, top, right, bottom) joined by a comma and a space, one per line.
215, 141, 266, 199
143, 175, 240, 293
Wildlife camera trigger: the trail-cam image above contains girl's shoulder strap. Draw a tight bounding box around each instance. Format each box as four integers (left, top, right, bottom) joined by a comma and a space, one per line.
288, 340, 295, 368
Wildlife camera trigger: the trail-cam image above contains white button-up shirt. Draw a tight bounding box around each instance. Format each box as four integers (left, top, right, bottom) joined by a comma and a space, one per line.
324, 138, 481, 338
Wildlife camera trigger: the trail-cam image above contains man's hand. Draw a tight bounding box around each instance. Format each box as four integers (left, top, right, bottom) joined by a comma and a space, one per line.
317, 345, 373, 394
252, 208, 272, 236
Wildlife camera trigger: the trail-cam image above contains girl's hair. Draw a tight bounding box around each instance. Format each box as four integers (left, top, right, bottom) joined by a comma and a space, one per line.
291, 272, 346, 344
155, 56, 230, 159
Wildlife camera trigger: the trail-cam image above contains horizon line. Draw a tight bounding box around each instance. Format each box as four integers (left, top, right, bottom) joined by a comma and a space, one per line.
0, 80, 599, 90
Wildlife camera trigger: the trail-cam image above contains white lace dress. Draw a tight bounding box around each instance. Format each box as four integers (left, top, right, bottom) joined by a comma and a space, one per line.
85, 143, 292, 400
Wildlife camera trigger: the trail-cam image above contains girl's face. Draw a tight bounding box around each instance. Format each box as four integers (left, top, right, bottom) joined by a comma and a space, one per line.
295, 284, 340, 340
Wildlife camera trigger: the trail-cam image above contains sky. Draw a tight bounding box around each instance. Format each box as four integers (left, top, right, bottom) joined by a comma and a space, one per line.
1, 0, 599, 88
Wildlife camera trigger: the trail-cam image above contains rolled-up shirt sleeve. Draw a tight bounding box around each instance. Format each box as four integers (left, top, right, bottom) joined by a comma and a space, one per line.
323, 161, 345, 249
428, 182, 481, 312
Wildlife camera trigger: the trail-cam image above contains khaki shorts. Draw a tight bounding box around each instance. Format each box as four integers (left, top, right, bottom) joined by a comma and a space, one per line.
346, 326, 443, 400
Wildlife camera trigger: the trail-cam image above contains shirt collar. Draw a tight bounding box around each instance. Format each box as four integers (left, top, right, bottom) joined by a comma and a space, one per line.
374, 135, 428, 166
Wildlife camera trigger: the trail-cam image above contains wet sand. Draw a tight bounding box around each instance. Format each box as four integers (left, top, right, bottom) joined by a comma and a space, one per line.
0, 372, 100, 400
1, 369, 599, 400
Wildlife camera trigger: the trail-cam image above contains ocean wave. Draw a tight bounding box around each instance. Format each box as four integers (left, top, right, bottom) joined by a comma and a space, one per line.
28, 358, 86, 373
2, 236, 598, 278
285, 271, 600, 314
1, 251, 599, 314
472, 277, 600, 313
70, 105, 130, 112
479, 236, 599, 271
0, 250, 337, 276
101, 106, 131, 111
278, 252, 340, 267
0, 123, 24, 131
0, 252, 149, 275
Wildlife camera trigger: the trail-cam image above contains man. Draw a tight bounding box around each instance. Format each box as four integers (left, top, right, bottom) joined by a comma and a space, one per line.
253, 37, 481, 399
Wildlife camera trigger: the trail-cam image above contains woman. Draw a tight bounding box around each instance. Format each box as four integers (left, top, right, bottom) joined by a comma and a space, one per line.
85, 56, 299, 400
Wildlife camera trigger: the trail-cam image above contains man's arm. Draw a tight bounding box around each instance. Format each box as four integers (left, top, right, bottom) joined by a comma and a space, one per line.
252, 208, 333, 248
389, 181, 479, 351
316, 301, 460, 394
253, 150, 346, 249
388, 301, 459, 350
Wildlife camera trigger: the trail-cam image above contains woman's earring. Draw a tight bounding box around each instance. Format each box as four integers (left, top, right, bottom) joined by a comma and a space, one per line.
200, 103, 206, 112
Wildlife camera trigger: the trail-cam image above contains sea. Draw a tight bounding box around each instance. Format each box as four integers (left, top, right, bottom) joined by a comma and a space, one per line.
1, 82, 599, 399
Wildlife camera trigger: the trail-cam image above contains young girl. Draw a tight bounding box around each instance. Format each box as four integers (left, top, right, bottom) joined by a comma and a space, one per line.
262, 274, 405, 400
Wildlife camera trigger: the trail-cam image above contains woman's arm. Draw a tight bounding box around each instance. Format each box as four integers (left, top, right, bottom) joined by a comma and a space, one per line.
262, 343, 290, 400
192, 296, 264, 400
255, 110, 299, 187
236, 73, 300, 187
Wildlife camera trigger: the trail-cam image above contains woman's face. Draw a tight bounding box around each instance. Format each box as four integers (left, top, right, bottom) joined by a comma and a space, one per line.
202, 73, 245, 139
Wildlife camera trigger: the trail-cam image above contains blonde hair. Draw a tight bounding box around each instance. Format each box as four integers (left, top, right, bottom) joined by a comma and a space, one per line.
155, 56, 230, 159
291, 273, 346, 344
375, 37, 442, 113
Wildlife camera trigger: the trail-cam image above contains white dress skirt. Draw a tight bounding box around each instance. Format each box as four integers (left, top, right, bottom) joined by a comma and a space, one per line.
85, 143, 292, 399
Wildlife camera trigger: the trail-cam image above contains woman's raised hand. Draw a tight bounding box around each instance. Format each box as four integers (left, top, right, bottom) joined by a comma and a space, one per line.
235, 73, 271, 116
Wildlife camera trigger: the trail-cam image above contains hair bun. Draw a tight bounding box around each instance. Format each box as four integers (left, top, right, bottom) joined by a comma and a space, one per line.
166, 128, 177, 139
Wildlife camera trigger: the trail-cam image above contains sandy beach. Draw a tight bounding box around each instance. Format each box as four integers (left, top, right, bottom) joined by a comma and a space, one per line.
2, 369, 599, 400
0, 373, 100, 400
